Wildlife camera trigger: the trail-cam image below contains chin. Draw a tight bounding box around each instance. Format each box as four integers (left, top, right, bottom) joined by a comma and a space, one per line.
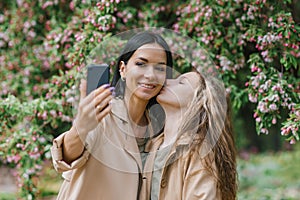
156, 94, 167, 104
136, 93, 156, 101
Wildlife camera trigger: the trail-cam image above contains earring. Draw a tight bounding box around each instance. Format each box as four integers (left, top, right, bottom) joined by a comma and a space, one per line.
121, 76, 126, 81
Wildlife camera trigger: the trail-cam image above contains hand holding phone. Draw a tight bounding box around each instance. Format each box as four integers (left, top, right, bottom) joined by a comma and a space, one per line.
87, 64, 110, 95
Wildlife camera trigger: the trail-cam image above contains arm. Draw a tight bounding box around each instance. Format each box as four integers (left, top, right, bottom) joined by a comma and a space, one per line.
182, 153, 219, 200
183, 169, 219, 200
54, 80, 113, 165
62, 126, 85, 164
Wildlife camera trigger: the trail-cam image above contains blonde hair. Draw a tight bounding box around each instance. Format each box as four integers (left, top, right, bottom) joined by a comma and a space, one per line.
177, 72, 237, 199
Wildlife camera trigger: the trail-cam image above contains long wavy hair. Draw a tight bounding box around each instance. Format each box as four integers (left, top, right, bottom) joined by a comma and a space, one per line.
177, 72, 237, 199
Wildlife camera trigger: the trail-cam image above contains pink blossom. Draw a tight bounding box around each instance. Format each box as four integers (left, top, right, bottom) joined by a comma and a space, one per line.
39, 136, 46, 144
290, 138, 296, 144
269, 103, 278, 111
66, 97, 75, 103
249, 93, 257, 103
290, 51, 300, 58
49, 110, 57, 117
281, 127, 290, 135
13, 154, 21, 163
261, 50, 268, 57
268, 94, 279, 102
7, 156, 12, 163
261, 128, 269, 134
258, 101, 269, 113
253, 112, 258, 118
69, 1, 75, 11
0, 14, 4, 23
291, 44, 299, 50
29, 152, 41, 160
42, 1, 54, 10
42, 111, 47, 120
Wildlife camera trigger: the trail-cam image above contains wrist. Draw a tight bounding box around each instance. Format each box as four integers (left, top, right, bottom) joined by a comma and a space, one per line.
70, 123, 88, 138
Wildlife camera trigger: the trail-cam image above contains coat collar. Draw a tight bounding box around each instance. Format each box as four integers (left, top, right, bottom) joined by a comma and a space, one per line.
111, 98, 130, 124
144, 131, 194, 153
110, 98, 154, 171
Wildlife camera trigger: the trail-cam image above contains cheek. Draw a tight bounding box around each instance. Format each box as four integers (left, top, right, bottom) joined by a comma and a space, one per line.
126, 70, 139, 84
181, 92, 194, 107
155, 84, 163, 91
156, 73, 166, 85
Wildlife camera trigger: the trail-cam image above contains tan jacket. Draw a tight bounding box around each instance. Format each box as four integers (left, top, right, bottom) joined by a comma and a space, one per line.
141, 133, 221, 200
51, 99, 148, 200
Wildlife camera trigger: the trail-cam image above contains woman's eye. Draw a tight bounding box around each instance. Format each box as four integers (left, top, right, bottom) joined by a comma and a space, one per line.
136, 62, 146, 67
154, 65, 166, 72
179, 78, 186, 84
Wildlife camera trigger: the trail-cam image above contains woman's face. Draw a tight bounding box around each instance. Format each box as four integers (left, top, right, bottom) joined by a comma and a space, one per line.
120, 43, 167, 101
157, 72, 200, 108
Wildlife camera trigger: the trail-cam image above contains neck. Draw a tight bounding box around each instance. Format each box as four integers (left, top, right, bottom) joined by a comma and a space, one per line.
161, 105, 186, 148
124, 91, 149, 138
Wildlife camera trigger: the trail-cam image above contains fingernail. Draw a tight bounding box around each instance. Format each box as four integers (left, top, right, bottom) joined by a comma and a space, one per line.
109, 87, 115, 92
112, 91, 116, 97
102, 84, 110, 89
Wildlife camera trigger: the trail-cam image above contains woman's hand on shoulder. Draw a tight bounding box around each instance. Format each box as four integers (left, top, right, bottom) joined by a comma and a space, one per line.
73, 79, 114, 136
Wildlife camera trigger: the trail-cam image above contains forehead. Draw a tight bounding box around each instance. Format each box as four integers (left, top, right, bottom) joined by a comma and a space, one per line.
137, 43, 165, 51
131, 43, 166, 60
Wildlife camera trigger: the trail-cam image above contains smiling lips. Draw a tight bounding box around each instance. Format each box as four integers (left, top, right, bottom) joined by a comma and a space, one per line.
139, 83, 156, 89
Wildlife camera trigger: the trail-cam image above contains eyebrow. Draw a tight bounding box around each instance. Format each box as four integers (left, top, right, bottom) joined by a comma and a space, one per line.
178, 76, 187, 81
136, 57, 166, 65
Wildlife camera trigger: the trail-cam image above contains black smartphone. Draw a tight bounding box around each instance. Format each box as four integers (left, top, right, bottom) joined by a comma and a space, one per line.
87, 63, 110, 95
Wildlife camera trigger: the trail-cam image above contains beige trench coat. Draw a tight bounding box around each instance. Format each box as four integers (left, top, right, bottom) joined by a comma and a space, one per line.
140, 133, 221, 200
51, 99, 150, 200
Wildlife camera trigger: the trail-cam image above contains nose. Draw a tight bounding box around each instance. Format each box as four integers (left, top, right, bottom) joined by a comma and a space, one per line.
144, 66, 155, 80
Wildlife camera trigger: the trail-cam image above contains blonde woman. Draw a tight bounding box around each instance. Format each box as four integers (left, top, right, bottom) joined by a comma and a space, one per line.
142, 71, 237, 200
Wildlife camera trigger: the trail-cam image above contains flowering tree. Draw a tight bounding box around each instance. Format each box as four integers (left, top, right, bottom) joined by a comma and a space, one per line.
0, 0, 299, 198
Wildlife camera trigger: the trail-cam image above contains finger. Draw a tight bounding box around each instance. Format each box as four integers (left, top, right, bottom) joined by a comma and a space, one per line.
96, 103, 112, 122
80, 84, 111, 111
80, 79, 87, 101
84, 84, 111, 104
95, 96, 113, 114
94, 88, 114, 108
93, 84, 112, 97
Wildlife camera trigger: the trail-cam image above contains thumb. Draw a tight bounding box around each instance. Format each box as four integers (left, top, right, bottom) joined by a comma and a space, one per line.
79, 79, 87, 101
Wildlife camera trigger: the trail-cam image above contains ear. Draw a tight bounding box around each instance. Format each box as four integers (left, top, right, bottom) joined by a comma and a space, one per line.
119, 61, 126, 78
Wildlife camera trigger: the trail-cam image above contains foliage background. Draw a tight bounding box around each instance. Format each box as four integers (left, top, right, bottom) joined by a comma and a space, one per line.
0, 0, 299, 199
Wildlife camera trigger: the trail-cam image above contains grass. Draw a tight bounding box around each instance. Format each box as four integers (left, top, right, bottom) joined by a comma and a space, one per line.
0, 160, 63, 200
36, 161, 63, 199
237, 143, 300, 200
1, 145, 300, 199
0, 193, 15, 200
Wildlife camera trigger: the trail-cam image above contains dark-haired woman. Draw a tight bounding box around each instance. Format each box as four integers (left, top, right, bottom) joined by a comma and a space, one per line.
51, 31, 173, 199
